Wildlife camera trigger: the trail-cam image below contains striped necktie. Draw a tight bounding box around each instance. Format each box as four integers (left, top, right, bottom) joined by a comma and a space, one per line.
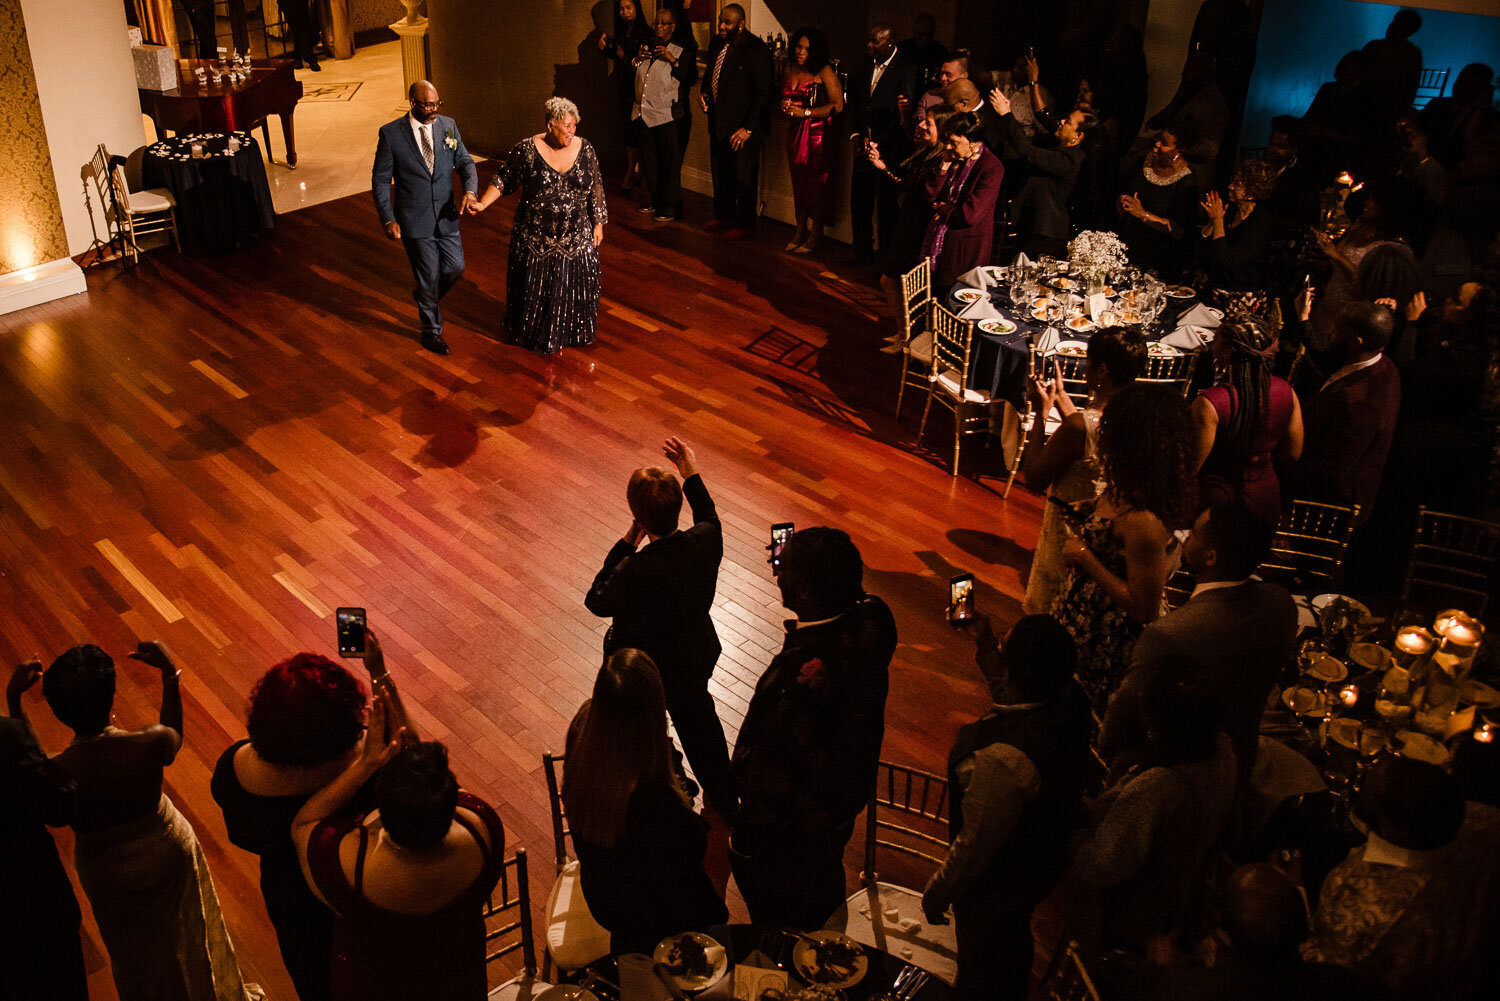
711, 42, 731, 98
420, 123, 435, 173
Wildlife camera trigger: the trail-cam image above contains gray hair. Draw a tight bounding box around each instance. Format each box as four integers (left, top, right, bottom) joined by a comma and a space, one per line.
545, 96, 581, 125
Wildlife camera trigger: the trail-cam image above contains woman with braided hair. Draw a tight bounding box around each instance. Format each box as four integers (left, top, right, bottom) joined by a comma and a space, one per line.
1191, 314, 1303, 525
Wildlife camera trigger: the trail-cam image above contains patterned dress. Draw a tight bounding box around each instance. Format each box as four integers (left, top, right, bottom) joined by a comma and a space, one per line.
1049, 512, 1143, 713
491, 137, 608, 354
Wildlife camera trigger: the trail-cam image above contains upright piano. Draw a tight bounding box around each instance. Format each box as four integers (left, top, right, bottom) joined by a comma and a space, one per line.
139, 58, 305, 167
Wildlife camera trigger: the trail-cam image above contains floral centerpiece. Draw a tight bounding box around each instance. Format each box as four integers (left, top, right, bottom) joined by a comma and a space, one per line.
1067, 230, 1130, 292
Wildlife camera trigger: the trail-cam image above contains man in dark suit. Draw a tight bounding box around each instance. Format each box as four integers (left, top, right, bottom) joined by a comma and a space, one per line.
1295, 302, 1402, 525
846, 24, 919, 264
585, 437, 735, 814
730, 528, 897, 929
372, 80, 479, 355
1101, 504, 1297, 789
699, 4, 773, 237
990, 88, 1097, 258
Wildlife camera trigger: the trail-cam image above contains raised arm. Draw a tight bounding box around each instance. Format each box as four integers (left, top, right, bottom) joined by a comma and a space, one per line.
128, 641, 183, 762
360, 629, 417, 742
663, 437, 717, 527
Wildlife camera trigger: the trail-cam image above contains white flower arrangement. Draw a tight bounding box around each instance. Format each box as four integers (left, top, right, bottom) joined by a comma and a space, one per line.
444, 128, 458, 151
1067, 230, 1130, 281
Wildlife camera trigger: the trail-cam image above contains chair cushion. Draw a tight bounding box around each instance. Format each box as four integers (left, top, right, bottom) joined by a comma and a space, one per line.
544, 861, 611, 970
906, 330, 933, 364
130, 188, 175, 212
932, 367, 993, 404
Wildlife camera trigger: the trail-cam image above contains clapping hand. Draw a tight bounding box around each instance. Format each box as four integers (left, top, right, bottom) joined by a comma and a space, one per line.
128, 641, 177, 676
663, 436, 698, 479
7, 658, 42, 705
359, 689, 405, 772
1200, 191, 1226, 223
1119, 192, 1145, 219
1023, 53, 1040, 85
624, 519, 647, 547
988, 87, 1011, 117
360, 628, 388, 679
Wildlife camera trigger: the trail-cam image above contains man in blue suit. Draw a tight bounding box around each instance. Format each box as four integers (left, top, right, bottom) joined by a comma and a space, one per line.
372, 80, 479, 355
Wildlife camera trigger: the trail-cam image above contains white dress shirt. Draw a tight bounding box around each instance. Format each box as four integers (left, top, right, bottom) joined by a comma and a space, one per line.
1321, 352, 1384, 391
869, 48, 898, 94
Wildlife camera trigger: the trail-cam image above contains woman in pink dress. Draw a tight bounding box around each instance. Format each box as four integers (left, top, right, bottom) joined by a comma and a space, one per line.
778, 27, 843, 253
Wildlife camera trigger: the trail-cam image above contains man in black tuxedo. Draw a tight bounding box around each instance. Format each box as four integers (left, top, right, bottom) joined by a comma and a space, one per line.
585, 437, 735, 814
847, 24, 918, 264
699, 4, 773, 237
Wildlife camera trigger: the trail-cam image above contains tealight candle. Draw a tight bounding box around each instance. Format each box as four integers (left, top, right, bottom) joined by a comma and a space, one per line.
1393, 626, 1433, 668
1339, 684, 1360, 708
1432, 609, 1483, 681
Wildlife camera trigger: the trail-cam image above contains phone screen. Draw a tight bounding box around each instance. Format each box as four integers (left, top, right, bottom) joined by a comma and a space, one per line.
336, 607, 367, 658
770, 523, 794, 576
948, 574, 975, 624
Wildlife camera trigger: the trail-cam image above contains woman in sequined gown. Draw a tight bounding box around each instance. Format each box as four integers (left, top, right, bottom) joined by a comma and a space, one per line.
473, 97, 607, 355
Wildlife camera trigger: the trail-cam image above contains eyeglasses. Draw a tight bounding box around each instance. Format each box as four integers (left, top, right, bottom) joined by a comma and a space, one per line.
412, 99, 443, 110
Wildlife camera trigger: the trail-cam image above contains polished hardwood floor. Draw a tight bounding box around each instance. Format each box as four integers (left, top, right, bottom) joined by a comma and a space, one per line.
0, 186, 1049, 999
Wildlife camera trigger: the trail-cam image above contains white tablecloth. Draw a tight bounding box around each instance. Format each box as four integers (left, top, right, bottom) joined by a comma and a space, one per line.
825, 882, 958, 986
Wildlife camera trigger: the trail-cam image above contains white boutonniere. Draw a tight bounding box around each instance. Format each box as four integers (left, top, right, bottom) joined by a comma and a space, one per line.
444, 128, 457, 151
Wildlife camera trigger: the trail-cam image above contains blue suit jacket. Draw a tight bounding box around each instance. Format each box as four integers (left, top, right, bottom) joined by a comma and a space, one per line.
372, 114, 478, 238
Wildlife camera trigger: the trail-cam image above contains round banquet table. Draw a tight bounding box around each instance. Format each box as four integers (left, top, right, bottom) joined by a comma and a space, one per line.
141, 131, 275, 253
941, 280, 1197, 409
644, 923, 954, 1000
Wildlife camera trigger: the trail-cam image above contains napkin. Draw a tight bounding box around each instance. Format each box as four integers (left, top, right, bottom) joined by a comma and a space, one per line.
1087, 293, 1109, 321
958, 295, 1004, 321
1176, 302, 1223, 329
1011, 252, 1033, 269
956, 266, 1004, 289
1034, 327, 1062, 354
1160, 325, 1212, 351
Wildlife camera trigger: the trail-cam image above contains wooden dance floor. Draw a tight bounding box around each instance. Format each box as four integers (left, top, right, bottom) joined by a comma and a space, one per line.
0, 189, 1046, 998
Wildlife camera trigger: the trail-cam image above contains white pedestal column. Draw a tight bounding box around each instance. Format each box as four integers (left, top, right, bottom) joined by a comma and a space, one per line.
390, 16, 430, 93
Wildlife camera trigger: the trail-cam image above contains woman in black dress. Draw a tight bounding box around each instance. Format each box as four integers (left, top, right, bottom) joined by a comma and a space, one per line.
563, 648, 727, 954
474, 97, 608, 355
211, 637, 406, 1001
596, 0, 653, 192
1117, 126, 1199, 278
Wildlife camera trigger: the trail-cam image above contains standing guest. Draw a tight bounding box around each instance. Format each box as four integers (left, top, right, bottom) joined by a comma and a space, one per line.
1301, 51, 1381, 181
1295, 302, 1402, 524
212, 639, 405, 1001
1361, 9, 1424, 136
1303, 757, 1500, 1000
598, 0, 653, 193
1100, 503, 1296, 789
847, 23, 919, 264
778, 27, 844, 253
584, 437, 735, 816
896, 12, 949, 91
2, 660, 86, 1001
914, 51, 969, 122
1262, 117, 1321, 238
35, 643, 262, 1001
632, 4, 697, 222
281, 0, 321, 71
1051, 384, 1197, 713
699, 4, 774, 238
868, 102, 957, 348
372, 80, 480, 356
731, 528, 897, 929
563, 649, 727, 954
1190, 314, 1303, 524
656, 1, 700, 156
993, 52, 1054, 140
295, 696, 505, 1001
1200, 160, 1280, 314
1419, 63, 1498, 171
1021, 327, 1145, 614
989, 86, 1096, 259
921, 615, 1095, 1001
1069, 676, 1238, 964
923, 112, 1004, 287
176, 0, 219, 59
471, 97, 607, 355
1118, 126, 1200, 277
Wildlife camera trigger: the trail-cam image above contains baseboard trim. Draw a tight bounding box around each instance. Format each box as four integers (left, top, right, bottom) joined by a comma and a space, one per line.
0, 258, 87, 316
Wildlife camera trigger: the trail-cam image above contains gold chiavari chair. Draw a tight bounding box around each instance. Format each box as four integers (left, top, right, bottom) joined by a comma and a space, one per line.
895, 259, 934, 420
1259, 499, 1360, 591
918, 303, 996, 475
1044, 941, 1104, 1001
1137, 350, 1199, 397
484, 848, 549, 998
860, 760, 951, 887
1003, 344, 1093, 499
1402, 506, 1500, 616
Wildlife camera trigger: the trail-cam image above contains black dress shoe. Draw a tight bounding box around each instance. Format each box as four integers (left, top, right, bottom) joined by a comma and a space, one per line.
421, 333, 450, 355
308, 59, 321, 72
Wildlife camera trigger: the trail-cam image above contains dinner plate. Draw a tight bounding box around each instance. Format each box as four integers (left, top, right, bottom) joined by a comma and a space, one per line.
1148, 342, 1182, 357
1281, 685, 1327, 716
1303, 653, 1347, 683
1031, 308, 1052, 322
1328, 717, 1362, 750
653, 932, 729, 993
1310, 594, 1372, 619
791, 930, 869, 990
1164, 285, 1196, 298
536, 988, 600, 1001
1348, 642, 1393, 673
1394, 730, 1450, 765
977, 318, 1018, 335
1051, 277, 1077, 290
1065, 316, 1095, 332
983, 266, 1005, 284
1459, 679, 1500, 709
954, 288, 985, 304
1205, 306, 1225, 320
1054, 340, 1089, 357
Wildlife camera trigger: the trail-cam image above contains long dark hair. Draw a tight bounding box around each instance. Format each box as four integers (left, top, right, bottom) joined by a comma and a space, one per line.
1098, 383, 1197, 529
1214, 314, 1278, 498
902, 102, 958, 177
612, 0, 649, 43
787, 26, 829, 74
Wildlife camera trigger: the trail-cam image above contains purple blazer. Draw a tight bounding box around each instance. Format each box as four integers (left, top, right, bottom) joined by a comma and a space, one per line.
1295, 356, 1401, 524
925, 146, 1004, 288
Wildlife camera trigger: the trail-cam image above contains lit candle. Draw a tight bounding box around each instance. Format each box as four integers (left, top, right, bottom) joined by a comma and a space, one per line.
1432, 610, 1483, 680
1336, 171, 1354, 186
1478, 723, 1497, 744
1393, 626, 1433, 668
1339, 684, 1360, 708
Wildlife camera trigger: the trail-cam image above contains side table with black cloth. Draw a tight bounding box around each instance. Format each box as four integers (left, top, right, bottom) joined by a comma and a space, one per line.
142, 132, 275, 253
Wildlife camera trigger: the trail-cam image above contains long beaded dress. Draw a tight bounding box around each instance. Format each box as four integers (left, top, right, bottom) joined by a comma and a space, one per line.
491, 137, 608, 354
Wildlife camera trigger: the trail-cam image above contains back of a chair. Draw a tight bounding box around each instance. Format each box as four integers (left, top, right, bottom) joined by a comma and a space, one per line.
483, 847, 537, 979
929, 303, 976, 384
1138, 351, 1198, 396
1403, 506, 1500, 616
901, 260, 931, 343
541, 751, 570, 871
110, 165, 133, 214
1046, 941, 1103, 1001
1260, 499, 1359, 590
1415, 67, 1449, 109
862, 760, 951, 886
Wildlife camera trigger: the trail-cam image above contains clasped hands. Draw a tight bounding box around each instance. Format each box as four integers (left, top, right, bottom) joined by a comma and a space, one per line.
622, 437, 697, 546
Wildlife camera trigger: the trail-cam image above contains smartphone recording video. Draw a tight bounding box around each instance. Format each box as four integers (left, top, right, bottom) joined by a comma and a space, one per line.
948, 574, 975, 625
769, 523, 794, 576
336, 607, 367, 658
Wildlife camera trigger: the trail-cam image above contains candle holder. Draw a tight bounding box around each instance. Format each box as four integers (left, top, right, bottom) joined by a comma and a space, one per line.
1432, 609, 1483, 682
1392, 626, 1434, 669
